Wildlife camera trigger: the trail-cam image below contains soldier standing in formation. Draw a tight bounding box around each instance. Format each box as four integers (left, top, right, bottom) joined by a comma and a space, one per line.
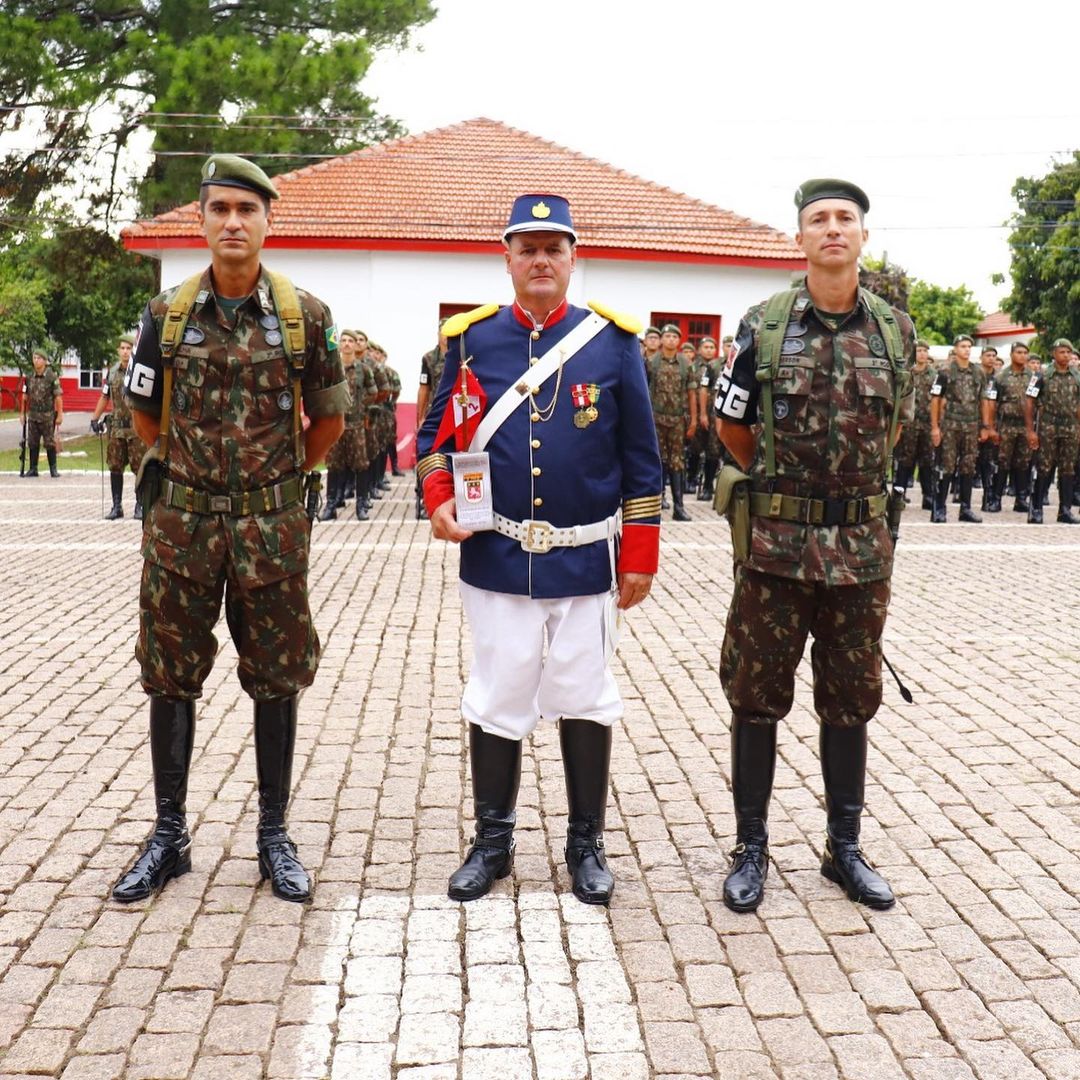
929, 334, 989, 523
983, 341, 1033, 513
647, 323, 697, 521
383, 348, 405, 478
91, 334, 147, 519
893, 340, 935, 510
416, 325, 449, 520
641, 326, 661, 363
715, 179, 913, 913
1025, 338, 1080, 524
697, 336, 724, 500
320, 329, 370, 521
113, 154, 348, 905
20, 348, 64, 478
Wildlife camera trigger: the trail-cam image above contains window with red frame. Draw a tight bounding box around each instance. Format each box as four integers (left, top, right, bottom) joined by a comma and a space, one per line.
651, 312, 722, 349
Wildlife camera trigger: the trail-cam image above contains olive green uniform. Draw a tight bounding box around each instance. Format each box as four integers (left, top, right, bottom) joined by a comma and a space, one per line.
24, 368, 62, 453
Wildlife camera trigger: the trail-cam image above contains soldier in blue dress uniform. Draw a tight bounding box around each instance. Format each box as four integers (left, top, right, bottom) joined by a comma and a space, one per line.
416, 194, 663, 905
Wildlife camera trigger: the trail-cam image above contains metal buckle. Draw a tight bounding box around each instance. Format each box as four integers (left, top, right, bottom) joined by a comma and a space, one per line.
821, 498, 846, 527
209, 495, 231, 513
522, 520, 554, 553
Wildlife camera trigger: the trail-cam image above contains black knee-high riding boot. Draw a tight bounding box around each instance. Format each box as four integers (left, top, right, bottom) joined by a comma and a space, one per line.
560, 718, 614, 905
722, 718, 777, 912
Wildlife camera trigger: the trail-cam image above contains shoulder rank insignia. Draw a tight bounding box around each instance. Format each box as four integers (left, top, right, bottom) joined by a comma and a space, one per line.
588, 300, 643, 335
441, 304, 500, 338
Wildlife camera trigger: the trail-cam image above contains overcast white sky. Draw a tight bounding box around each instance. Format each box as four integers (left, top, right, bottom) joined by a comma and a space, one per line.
364, 0, 1080, 313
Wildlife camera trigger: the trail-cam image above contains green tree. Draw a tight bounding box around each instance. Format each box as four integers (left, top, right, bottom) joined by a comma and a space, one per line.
860, 255, 910, 310
0, 274, 48, 372
907, 280, 983, 345
1004, 152, 1080, 349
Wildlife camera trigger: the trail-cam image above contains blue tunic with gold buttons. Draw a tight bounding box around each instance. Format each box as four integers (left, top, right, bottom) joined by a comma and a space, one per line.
416, 301, 662, 599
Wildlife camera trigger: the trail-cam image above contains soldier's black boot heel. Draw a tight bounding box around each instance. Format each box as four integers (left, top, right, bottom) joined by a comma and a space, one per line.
255, 696, 312, 903
819, 723, 895, 910
957, 477, 982, 522
560, 718, 615, 905
106, 472, 124, 519
930, 475, 948, 522
113, 697, 196, 903
1028, 475, 1045, 523
671, 473, 691, 521
354, 470, 369, 520
1058, 477, 1080, 523
723, 718, 776, 913
448, 724, 521, 902
699, 460, 718, 501
318, 471, 339, 521
47, 447, 59, 477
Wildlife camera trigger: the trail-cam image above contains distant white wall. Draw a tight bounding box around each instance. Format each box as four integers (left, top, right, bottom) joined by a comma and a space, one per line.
158, 247, 796, 401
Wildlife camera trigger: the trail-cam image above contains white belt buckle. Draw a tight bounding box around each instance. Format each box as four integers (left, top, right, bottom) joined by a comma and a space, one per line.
522, 519, 554, 553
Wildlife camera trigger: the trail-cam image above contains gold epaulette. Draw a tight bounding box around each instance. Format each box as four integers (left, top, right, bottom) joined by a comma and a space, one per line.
442, 304, 499, 338
588, 300, 643, 335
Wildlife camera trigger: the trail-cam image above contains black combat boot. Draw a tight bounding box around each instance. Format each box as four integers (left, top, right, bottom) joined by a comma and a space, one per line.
354, 471, 369, 520
560, 718, 615, 905
134, 491, 143, 521
318, 471, 339, 521
369, 461, 383, 500
1029, 474, 1045, 523
671, 472, 691, 522
448, 725, 522, 902
112, 697, 196, 903
957, 477, 982, 522
819, 723, 895, 909
891, 463, 910, 504
106, 472, 124, 519
723, 718, 777, 913
341, 471, 355, 503
987, 469, 1006, 513
1013, 468, 1031, 514
47, 446, 59, 477
1058, 476, 1080, 524
930, 475, 948, 523
919, 470, 933, 511
699, 459, 718, 501
378, 450, 391, 490
661, 467, 670, 509
255, 696, 312, 903
390, 440, 404, 477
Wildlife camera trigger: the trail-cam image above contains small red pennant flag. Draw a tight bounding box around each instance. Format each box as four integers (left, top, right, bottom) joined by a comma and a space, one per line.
434, 364, 487, 451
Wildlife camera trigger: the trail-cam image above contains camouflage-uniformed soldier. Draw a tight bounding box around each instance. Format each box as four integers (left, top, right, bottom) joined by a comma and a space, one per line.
384, 354, 405, 477
369, 343, 393, 493
715, 179, 914, 913
320, 329, 370, 521
356, 333, 382, 508
1024, 338, 1080, 524
647, 323, 697, 520
681, 340, 705, 489
91, 334, 147, 519
641, 326, 661, 364
929, 334, 989, 522
417, 327, 448, 427
113, 154, 349, 905
20, 349, 63, 477
697, 336, 724, 499
893, 340, 935, 510
984, 341, 1033, 513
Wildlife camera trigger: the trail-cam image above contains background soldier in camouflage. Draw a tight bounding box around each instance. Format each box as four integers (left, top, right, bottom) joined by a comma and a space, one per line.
91, 334, 147, 519
355, 332, 382, 510
681, 339, 705, 491
647, 323, 697, 520
20, 348, 63, 477
985, 341, 1033, 513
929, 334, 989, 522
416, 324, 448, 520
113, 154, 348, 907
383, 349, 405, 477
1024, 338, 1080, 524
641, 326, 660, 364
368, 342, 393, 495
715, 179, 914, 914
697, 336, 724, 500
893, 340, 935, 509
320, 329, 370, 521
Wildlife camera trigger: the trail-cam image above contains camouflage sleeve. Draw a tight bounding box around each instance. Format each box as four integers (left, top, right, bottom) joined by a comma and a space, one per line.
897, 312, 916, 425
124, 304, 165, 417
51, 372, 63, 399
299, 295, 350, 418
715, 318, 759, 426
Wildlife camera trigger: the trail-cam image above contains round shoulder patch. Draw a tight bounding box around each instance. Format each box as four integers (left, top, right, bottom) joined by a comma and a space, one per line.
781, 338, 805, 355
773, 399, 790, 420
869, 333, 886, 357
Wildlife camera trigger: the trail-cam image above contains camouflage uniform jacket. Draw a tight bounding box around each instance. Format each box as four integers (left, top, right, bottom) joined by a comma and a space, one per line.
385, 365, 402, 411
701, 358, 725, 417
1028, 365, 1080, 427
24, 369, 61, 415
715, 286, 915, 586
418, 347, 446, 423
342, 362, 364, 428
911, 364, 934, 423
989, 365, 1030, 427
931, 360, 985, 425
647, 354, 695, 420
101, 362, 135, 430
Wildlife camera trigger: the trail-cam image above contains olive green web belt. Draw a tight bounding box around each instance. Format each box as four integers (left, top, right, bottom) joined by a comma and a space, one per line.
750, 490, 888, 527
162, 475, 304, 516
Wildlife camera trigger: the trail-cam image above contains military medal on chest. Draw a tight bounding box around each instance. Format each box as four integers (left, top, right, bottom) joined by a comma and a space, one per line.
571, 382, 600, 428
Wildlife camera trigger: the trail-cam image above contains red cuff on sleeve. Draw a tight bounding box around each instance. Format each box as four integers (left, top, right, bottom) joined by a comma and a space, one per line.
423, 471, 455, 518
618, 523, 660, 575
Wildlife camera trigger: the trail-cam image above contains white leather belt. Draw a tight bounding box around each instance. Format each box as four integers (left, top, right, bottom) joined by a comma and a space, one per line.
494, 511, 621, 554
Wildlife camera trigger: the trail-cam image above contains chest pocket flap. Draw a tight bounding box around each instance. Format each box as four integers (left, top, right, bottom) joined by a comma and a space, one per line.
853, 356, 893, 400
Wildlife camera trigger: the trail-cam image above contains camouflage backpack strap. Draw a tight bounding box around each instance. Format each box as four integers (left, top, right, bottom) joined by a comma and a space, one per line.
754, 288, 801, 480
156, 272, 205, 457
860, 289, 909, 485
265, 270, 307, 468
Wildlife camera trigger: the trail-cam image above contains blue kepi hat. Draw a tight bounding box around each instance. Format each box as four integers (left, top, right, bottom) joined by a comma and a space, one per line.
503, 193, 577, 242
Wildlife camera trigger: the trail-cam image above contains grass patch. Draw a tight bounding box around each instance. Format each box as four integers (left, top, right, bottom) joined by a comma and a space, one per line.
0, 432, 105, 473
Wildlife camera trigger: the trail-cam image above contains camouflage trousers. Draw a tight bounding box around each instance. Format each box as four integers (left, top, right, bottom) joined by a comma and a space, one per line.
996, 423, 1031, 477
106, 431, 146, 475
720, 566, 891, 728
365, 415, 380, 461
895, 419, 933, 474
326, 424, 369, 472
27, 414, 57, 452
654, 418, 686, 473
705, 417, 723, 463
939, 419, 979, 477
1038, 421, 1079, 479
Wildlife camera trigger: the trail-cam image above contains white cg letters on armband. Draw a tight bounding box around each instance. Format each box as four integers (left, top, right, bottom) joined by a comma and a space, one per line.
128, 362, 156, 398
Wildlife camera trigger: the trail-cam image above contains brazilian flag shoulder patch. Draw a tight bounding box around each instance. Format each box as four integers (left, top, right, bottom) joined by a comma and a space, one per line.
325, 324, 339, 351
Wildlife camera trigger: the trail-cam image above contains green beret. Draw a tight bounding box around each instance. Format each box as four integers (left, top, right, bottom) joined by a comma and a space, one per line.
722, 336, 734, 345
339, 329, 359, 341
644, 326, 660, 337
1052, 337, 1074, 350
915, 339, 930, 349
660, 323, 680, 335
1011, 341, 1030, 350
795, 178, 870, 215
953, 334, 974, 346
679, 341, 696, 352
981, 345, 997, 355
119, 333, 136, 345
31, 347, 48, 359
699, 336, 716, 346
201, 154, 279, 201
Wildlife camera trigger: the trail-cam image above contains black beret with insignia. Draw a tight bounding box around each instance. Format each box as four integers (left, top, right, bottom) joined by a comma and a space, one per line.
795, 178, 870, 215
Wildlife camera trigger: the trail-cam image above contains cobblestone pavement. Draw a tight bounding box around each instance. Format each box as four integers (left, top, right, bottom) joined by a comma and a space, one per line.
2, 472, 1080, 1080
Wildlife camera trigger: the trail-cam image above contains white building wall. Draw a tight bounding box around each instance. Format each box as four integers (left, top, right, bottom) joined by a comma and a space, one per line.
158, 248, 796, 402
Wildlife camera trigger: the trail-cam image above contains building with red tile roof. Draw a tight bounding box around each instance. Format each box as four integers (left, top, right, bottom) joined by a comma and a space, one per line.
974, 310, 1035, 347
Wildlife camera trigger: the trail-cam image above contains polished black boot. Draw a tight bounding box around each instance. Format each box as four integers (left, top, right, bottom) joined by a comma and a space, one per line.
318, 471, 339, 521
930, 475, 948, 523
113, 698, 195, 903
1058, 476, 1080, 523
133, 491, 143, 521
671, 472, 691, 522
448, 724, 522, 901
105, 472, 124, 520
341, 471, 355, 503
369, 462, 383, 500
26, 446, 40, 477
919, 470, 933, 511
377, 450, 391, 490
1013, 471, 1030, 514
560, 718, 614, 905
699, 459, 718, 501
255, 696, 312, 902
957, 477, 982, 522
723, 718, 777, 913
47, 446, 59, 477
354, 471, 369, 520
819, 723, 895, 909
987, 469, 1006, 513
1028, 475, 1045, 523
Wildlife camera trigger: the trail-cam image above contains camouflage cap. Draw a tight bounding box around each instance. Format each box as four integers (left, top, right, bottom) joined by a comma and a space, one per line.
200, 154, 279, 201
794, 178, 870, 214
953, 333, 974, 346
915, 339, 930, 349
660, 323, 680, 335
1052, 337, 1075, 350
644, 326, 661, 337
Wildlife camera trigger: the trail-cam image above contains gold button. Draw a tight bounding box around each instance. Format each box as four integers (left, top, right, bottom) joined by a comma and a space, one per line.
530, 329, 540, 341
532, 466, 541, 476
530, 412, 540, 422
529, 357, 538, 366
533, 497, 543, 507
530, 386, 539, 396
531, 439, 541, 449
